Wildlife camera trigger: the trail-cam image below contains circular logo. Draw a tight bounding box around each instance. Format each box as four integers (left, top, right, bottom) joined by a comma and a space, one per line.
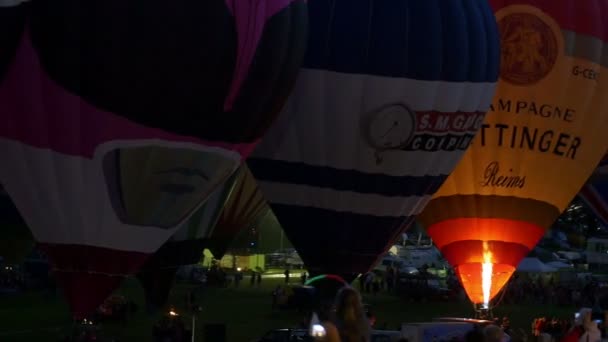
364, 103, 416, 151
498, 12, 559, 85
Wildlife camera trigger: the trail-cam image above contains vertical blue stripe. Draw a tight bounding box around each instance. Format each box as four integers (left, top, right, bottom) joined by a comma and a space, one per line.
302, 0, 500, 82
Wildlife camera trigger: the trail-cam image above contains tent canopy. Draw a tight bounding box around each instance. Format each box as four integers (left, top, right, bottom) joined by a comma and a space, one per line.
545, 261, 573, 269
517, 257, 557, 273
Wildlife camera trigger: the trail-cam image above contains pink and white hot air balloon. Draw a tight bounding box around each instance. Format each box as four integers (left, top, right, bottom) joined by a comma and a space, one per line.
0, 0, 306, 318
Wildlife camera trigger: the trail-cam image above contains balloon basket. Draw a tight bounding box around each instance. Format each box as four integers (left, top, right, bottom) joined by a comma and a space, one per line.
473, 303, 493, 320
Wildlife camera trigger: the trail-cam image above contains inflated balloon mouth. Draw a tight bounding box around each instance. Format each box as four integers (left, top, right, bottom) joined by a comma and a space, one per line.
456, 262, 515, 307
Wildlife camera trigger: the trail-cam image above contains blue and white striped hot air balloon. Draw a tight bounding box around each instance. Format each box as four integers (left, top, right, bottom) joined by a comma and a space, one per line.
248, 0, 501, 279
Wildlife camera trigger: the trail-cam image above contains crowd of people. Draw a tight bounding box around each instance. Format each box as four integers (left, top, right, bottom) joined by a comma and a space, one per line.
531, 317, 575, 341
307, 285, 520, 342
501, 275, 603, 308
531, 308, 601, 342
358, 265, 442, 297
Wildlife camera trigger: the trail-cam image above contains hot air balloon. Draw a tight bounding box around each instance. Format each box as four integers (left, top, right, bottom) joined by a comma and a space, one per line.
248, 0, 500, 280
418, 0, 608, 312
0, 0, 307, 318
136, 174, 236, 312
207, 165, 268, 259
0, 185, 34, 265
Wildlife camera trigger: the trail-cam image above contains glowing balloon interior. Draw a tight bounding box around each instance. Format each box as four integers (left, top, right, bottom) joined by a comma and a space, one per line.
207, 165, 268, 260
419, 0, 608, 306
136, 173, 236, 311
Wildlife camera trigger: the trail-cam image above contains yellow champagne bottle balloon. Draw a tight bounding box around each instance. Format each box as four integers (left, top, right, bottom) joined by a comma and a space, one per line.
419, 0, 608, 308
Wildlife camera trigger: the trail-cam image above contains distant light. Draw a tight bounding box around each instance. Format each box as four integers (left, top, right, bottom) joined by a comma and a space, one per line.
309, 313, 326, 337
237, 267, 242, 272
169, 310, 178, 316
311, 324, 326, 337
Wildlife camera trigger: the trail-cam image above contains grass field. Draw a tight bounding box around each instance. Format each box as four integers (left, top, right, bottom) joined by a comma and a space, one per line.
0, 276, 576, 341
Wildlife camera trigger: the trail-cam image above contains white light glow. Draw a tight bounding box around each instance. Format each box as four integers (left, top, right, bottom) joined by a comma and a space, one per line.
481, 241, 493, 308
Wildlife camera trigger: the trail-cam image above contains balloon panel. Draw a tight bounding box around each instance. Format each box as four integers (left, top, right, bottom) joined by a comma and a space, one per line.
419, 0, 608, 305
137, 164, 265, 311
579, 153, 608, 227
0, 0, 307, 318
169, 174, 236, 243
208, 165, 267, 259
136, 170, 236, 284
588, 153, 608, 183
250, 0, 500, 276
580, 185, 608, 228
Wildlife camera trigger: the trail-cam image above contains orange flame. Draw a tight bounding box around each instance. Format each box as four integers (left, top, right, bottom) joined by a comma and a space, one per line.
481, 241, 493, 307
457, 243, 515, 305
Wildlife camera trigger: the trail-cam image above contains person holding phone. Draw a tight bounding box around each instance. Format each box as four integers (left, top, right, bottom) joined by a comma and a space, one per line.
316, 287, 370, 342
578, 309, 601, 342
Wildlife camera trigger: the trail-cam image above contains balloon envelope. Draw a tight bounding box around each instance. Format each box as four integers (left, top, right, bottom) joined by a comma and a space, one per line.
249, 0, 500, 278
0, 0, 307, 318
419, 0, 608, 306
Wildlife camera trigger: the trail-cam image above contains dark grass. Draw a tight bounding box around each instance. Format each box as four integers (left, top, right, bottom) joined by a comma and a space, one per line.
0, 277, 576, 342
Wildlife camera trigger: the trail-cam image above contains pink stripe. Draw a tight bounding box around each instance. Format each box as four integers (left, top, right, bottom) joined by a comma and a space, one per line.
0, 31, 258, 159
223, 0, 304, 111
40, 243, 149, 319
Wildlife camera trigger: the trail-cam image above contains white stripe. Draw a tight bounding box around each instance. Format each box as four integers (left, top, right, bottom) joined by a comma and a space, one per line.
253, 69, 496, 177
295, 69, 496, 114
96, 139, 241, 164
0, 0, 29, 7
0, 138, 238, 253
258, 181, 431, 218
